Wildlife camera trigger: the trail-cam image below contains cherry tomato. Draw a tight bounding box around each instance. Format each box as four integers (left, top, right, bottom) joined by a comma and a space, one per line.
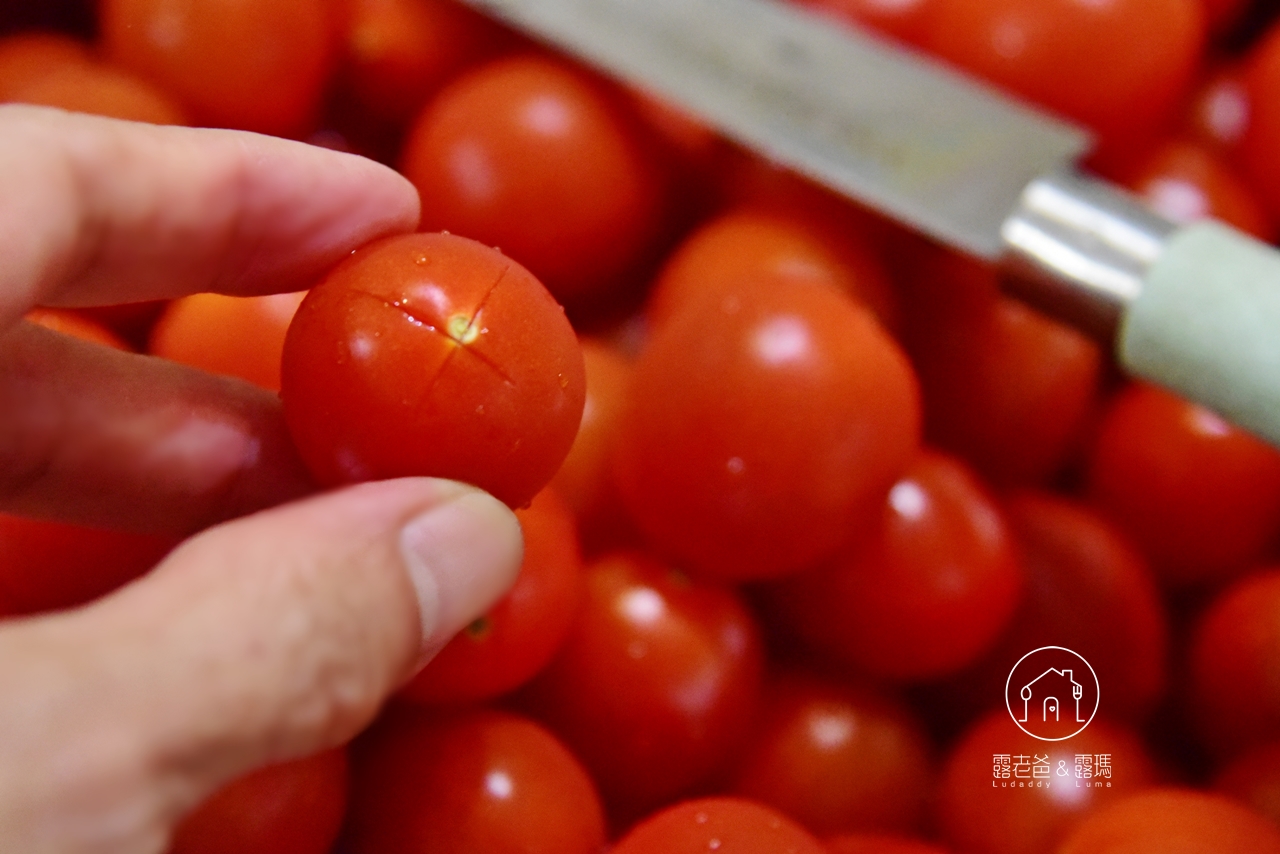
1086, 383, 1280, 587
729, 671, 932, 835
920, 0, 1204, 144
938, 711, 1157, 854
939, 492, 1168, 724
101, 0, 335, 135
149, 292, 307, 391
1181, 63, 1252, 155
1189, 569, 1280, 759
646, 207, 898, 333
768, 450, 1022, 681
519, 551, 764, 811
169, 750, 347, 854
0, 515, 176, 617
826, 836, 954, 854
336, 0, 510, 124
398, 488, 583, 704
1242, 19, 1280, 218
1057, 788, 1280, 854
402, 55, 665, 302
280, 232, 585, 509
900, 249, 1101, 486
615, 274, 920, 581
26, 308, 130, 351
9, 60, 187, 125
1213, 740, 1280, 827
344, 707, 606, 854
548, 338, 635, 545
0, 31, 90, 100
1123, 139, 1272, 240
611, 797, 828, 854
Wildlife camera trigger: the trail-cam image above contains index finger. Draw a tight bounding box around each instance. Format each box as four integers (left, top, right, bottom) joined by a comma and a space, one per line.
0, 105, 420, 327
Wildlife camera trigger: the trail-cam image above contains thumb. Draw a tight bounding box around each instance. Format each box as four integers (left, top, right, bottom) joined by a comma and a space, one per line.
0, 478, 522, 854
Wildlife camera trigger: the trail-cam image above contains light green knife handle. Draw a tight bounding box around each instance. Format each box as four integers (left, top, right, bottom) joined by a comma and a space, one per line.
1121, 223, 1280, 445
1001, 172, 1280, 448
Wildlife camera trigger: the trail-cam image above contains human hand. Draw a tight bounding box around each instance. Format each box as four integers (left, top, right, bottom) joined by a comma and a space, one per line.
0, 105, 523, 853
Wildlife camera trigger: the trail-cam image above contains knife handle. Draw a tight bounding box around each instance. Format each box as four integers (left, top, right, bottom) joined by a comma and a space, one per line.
1000, 173, 1280, 447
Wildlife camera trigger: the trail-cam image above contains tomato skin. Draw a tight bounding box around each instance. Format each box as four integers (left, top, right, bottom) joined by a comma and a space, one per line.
1189, 569, 1280, 759
280, 232, 585, 509
101, 0, 335, 135
0, 515, 176, 617
647, 207, 898, 333
938, 711, 1157, 854
398, 489, 583, 704
403, 55, 665, 302
1123, 139, 1272, 241
25, 309, 131, 351
940, 492, 1168, 724
0, 31, 90, 100
344, 708, 606, 854
825, 836, 953, 854
169, 750, 347, 854
1086, 383, 1280, 587
1213, 741, 1280, 827
768, 451, 1022, 681
10, 61, 187, 125
901, 250, 1101, 487
920, 0, 1204, 142
520, 552, 764, 811
611, 797, 828, 854
729, 672, 932, 835
336, 0, 510, 124
615, 275, 920, 581
150, 292, 306, 392
1057, 788, 1280, 854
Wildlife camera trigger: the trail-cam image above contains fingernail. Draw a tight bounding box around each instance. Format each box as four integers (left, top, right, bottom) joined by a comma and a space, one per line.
399, 487, 523, 657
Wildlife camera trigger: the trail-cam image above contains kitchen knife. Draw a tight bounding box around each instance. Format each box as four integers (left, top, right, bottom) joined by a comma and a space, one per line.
457, 0, 1280, 448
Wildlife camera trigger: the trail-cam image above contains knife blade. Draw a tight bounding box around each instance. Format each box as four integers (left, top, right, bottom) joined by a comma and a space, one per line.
457, 0, 1280, 449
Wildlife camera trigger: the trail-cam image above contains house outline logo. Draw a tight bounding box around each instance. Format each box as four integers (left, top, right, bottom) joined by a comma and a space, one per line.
1005, 646, 1099, 741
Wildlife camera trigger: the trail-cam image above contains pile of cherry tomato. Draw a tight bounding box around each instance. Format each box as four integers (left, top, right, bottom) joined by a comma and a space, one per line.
6, 0, 1280, 851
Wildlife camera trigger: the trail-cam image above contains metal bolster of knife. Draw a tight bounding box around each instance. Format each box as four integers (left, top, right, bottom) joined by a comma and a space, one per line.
998, 172, 1177, 342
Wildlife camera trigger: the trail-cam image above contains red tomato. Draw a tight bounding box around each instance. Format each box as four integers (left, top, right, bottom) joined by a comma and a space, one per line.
1181, 63, 1252, 155
402, 55, 665, 302
398, 489, 583, 704
336, 0, 511, 124
1213, 740, 1280, 827
0, 31, 90, 100
1123, 139, 1272, 240
615, 275, 920, 581
519, 552, 764, 811
1086, 383, 1280, 587
730, 671, 932, 835
942, 492, 1168, 724
826, 836, 954, 854
646, 207, 898, 333
169, 750, 347, 854
900, 249, 1101, 486
149, 292, 307, 392
26, 308, 130, 351
1057, 788, 1280, 854
920, 0, 1204, 143
768, 451, 1022, 681
344, 708, 606, 854
549, 338, 635, 545
611, 797, 828, 854
9, 61, 187, 125
1189, 569, 1280, 759
0, 515, 176, 617
280, 232, 585, 509
101, 0, 335, 135
938, 711, 1157, 854
1242, 20, 1280, 218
